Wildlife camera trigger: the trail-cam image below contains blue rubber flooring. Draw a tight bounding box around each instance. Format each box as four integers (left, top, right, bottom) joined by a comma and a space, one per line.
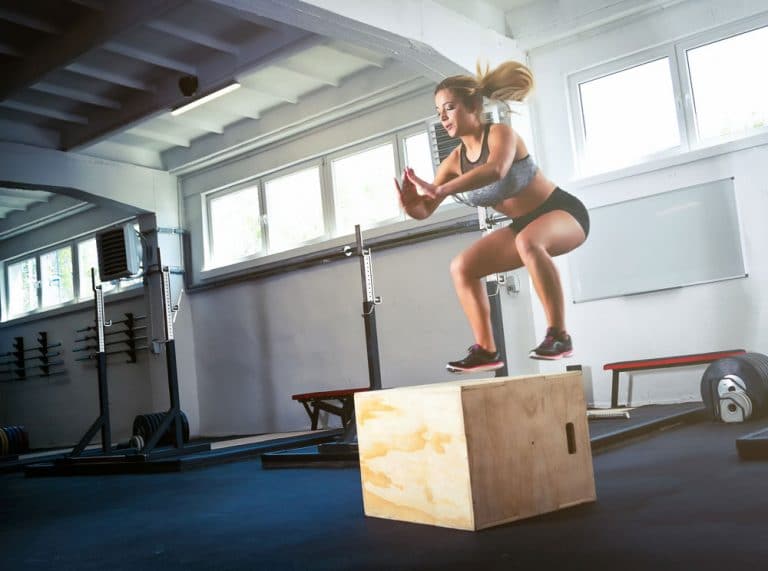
3, 417, 768, 571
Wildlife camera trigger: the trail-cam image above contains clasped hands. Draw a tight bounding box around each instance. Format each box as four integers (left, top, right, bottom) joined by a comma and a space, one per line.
394, 167, 443, 199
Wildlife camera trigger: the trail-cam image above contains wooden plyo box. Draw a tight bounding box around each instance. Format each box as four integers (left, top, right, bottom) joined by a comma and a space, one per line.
354, 372, 596, 531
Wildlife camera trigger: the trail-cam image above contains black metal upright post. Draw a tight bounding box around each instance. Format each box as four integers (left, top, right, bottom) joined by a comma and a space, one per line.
314, 225, 383, 456
141, 256, 185, 454
162, 264, 184, 449
70, 269, 112, 457
357, 225, 383, 391
478, 208, 509, 377
487, 282, 509, 377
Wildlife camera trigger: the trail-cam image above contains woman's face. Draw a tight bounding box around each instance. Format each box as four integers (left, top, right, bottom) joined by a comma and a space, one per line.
434, 88, 478, 138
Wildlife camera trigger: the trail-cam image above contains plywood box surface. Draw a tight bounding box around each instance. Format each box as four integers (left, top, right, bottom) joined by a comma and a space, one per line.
355, 372, 595, 531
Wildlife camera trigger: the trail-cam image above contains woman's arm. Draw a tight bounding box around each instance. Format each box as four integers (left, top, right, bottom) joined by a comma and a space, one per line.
407, 124, 517, 200
396, 148, 460, 220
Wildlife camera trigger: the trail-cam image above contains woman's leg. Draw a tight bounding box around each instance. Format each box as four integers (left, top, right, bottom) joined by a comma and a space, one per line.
450, 227, 526, 352
514, 210, 586, 333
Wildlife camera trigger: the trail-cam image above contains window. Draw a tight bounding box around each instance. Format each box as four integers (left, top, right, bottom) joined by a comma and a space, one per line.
7, 257, 37, 317
572, 56, 682, 174
264, 165, 325, 253
331, 143, 400, 234
203, 125, 440, 270
570, 18, 768, 175
685, 25, 768, 142
3, 224, 143, 320
40, 246, 74, 308
208, 185, 263, 265
403, 131, 435, 182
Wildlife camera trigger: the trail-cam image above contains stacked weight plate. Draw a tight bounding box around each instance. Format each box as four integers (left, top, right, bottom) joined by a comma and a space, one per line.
0, 425, 30, 457
700, 352, 768, 421
131, 412, 189, 448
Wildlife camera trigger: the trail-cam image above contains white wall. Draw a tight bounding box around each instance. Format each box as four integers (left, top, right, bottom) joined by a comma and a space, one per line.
526, 0, 768, 406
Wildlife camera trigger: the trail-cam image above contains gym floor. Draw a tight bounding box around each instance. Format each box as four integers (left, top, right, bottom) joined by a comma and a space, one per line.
3, 413, 768, 571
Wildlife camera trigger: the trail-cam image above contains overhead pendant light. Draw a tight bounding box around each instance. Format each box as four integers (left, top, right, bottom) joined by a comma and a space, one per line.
171, 81, 241, 116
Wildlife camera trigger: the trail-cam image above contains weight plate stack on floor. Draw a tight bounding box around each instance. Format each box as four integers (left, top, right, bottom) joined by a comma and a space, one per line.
701, 352, 768, 420
0, 425, 30, 456
0, 428, 8, 456
132, 412, 189, 446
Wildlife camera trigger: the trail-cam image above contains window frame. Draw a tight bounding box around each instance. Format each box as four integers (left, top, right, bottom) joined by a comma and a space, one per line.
568, 44, 688, 176
326, 132, 405, 236
261, 158, 328, 253
203, 180, 266, 268
675, 13, 768, 149
199, 120, 477, 277
37, 243, 77, 311
569, 14, 768, 177
4, 254, 41, 319
2, 219, 142, 322
397, 124, 434, 180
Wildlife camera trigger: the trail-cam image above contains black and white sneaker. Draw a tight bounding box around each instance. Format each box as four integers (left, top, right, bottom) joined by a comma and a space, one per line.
529, 328, 573, 360
447, 344, 505, 373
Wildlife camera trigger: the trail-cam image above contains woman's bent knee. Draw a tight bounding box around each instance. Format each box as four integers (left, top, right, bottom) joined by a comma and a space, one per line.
450, 255, 468, 280
514, 234, 547, 261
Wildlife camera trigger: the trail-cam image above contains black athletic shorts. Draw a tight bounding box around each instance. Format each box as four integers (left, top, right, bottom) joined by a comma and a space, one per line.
509, 187, 590, 238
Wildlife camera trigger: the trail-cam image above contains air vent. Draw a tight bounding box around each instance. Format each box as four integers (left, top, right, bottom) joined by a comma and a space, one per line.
96, 224, 140, 281
427, 104, 507, 170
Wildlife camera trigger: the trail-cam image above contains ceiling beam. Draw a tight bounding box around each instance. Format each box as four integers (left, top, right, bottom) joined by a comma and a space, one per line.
103, 41, 197, 75
0, 194, 46, 209
237, 82, 297, 104
0, 41, 23, 57
146, 20, 240, 56
128, 127, 191, 147
68, 0, 105, 10
204, 99, 260, 120
62, 27, 314, 150
0, 187, 53, 200
30, 82, 122, 109
325, 42, 385, 68
0, 7, 62, 34
273, 61, 339, 87
65, 63, 154, 91
0, 100, 89, 124
163, 115, 224, 135
0, 0, 187, 102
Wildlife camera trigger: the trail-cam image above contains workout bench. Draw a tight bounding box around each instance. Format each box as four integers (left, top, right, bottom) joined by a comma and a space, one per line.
604, 349, 746, 408
292, 388, 370, 430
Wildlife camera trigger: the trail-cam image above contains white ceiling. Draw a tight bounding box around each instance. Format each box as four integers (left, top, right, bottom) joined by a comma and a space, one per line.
0, 0, 404, 171
0, 0, 426, 230
0, 0, 539, 233
0, 187, 54, 220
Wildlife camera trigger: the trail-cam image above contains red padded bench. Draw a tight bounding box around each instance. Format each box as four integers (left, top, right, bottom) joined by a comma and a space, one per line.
292, 388, 370, 430
604, 349, 746, 408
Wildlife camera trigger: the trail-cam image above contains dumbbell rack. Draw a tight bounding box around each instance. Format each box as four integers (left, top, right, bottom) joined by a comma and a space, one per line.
0, 332, 65, 382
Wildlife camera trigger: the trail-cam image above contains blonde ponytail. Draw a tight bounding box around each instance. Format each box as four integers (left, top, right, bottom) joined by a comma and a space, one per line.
434, 60, 534, 116
476, 60, 534, 102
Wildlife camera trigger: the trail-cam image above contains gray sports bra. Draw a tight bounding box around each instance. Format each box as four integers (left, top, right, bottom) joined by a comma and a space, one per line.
453, 123, 538, 208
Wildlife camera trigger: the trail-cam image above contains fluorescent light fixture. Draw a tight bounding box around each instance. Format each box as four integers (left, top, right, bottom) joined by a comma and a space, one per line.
171, 82, 241, 116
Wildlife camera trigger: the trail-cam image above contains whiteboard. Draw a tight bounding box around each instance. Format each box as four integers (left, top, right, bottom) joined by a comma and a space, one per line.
569, 178, 747, 303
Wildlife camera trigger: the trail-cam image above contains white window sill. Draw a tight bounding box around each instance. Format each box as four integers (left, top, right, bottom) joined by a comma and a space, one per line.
568, 131, 768, 190
1, 286, 144, 328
